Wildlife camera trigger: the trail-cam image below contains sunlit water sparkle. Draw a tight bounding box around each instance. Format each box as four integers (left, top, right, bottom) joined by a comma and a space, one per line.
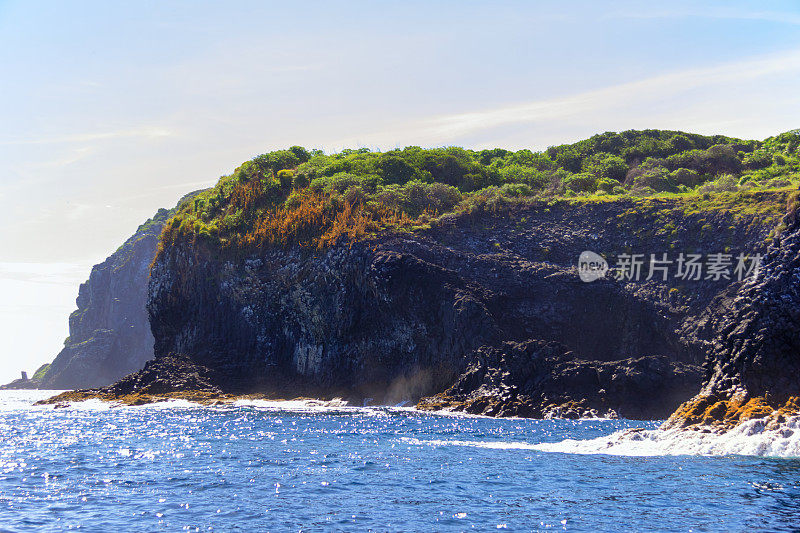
2, 390, 800, 531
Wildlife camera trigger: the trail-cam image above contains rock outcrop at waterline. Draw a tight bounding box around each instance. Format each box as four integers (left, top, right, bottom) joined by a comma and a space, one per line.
665, 198, 800, 430
38, 354, 228, 406
46, 191, 791, 417
417, 341, 700, 419
36, 193, 202, 390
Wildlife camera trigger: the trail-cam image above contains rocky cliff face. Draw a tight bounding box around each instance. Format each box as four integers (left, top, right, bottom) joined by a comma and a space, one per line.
113, 193, 787, 417
39, 203, 184, 389
665, 194, 800, 429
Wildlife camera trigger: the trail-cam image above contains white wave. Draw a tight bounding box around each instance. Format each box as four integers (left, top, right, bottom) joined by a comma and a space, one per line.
534, 416, 800, 458
231, 397, 374, 414
60, 398, 115, 411
400, 437, 539, 450
51, 396, 354, 412
0, 390, 185, 411
401, 417, 800, 458
409, 407, 497, 419
0, 389, 70, 410
1, 392, 420, 414
143, 398, 220, 409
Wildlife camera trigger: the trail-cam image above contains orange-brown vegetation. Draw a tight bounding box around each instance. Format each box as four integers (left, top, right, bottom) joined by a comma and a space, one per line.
234, 191, 417, 251
156, 186, 430, 262
665, 394, 800, 430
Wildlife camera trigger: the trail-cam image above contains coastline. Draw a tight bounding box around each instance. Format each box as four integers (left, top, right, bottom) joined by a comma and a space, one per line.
35, 389, 354, 408
17, 389, 800, 458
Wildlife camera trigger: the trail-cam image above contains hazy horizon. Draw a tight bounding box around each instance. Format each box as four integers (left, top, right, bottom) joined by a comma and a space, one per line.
2, 0, 800, 383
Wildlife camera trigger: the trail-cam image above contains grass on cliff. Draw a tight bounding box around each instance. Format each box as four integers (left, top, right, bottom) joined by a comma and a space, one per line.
32, 364, 50, 381
156, 130, 800, 258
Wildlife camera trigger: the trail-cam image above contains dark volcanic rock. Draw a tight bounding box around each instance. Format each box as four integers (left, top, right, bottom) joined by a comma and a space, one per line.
147, 232, 678, 401
110, 197, 780, 416
701, 208, 800, 401
106, 353, 222, 396
36, 354, 225, 406
417, 340, 701, 419
666, 194, 800, 428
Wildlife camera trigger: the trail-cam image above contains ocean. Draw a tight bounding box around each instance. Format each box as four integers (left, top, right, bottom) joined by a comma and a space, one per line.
1, 390, 799, 531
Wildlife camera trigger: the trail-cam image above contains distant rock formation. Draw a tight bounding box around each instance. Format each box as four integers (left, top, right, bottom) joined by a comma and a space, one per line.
36, 193, 201, 390
0, 366, 48, 390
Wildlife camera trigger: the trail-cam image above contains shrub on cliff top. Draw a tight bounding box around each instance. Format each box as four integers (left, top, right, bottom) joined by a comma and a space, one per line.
582, 152, 628, 182
562, 173, 597, 193
154, 130, 800, 258
698, 174, 740, 194
670, 168, 702, 188
597, 177, 619, 193
632, 167, 677, 193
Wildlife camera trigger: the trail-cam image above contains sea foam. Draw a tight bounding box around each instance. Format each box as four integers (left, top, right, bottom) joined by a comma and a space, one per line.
533, 416, 800, 458
400, 416, 800, 458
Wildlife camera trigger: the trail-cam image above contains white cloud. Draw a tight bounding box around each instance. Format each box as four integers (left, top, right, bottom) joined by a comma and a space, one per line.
420, 48, 800, 141
314, 46, 800, 152
0, 126, 174, 146
37, 146, 94, 168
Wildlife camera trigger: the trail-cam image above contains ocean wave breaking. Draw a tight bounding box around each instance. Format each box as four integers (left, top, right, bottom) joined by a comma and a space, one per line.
401, 416, 800, 458
13, 391, 800, 457
400, 437, 540, 450
535, 416, 800, 457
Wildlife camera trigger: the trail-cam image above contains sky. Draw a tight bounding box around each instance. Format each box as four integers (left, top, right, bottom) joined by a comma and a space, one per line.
1, 0, 800, 384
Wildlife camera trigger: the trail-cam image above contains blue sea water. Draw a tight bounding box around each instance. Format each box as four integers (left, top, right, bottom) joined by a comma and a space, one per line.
1, 391, 800, 532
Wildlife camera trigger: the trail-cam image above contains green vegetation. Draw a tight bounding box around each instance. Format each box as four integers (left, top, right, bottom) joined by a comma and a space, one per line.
32, 364, 50, 381
157, 129, 800, 256
136, 207, 173, 236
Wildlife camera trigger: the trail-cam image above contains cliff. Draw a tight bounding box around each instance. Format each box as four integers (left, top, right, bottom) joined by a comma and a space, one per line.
665, 194, 800, 430
86, 191, 787, 418
37, 195, 199, 389
39, 130, 800, 418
